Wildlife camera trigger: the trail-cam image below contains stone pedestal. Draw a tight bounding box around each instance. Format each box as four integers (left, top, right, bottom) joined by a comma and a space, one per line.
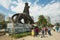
7, 23, 32, 34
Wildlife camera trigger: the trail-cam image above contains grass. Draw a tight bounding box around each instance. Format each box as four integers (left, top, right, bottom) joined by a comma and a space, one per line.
11, 32, 31, 38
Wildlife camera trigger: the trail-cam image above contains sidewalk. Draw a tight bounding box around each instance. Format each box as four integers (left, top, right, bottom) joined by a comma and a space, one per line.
0, 31, 60, 40
16, 31, 60, 40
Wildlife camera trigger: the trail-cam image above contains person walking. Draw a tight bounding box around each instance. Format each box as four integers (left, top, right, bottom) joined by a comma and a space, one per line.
55, 26, 59, 32
48, 27, 52, 36
45, 27, 48, 34
31, 28, 35, 36
41, 27, 45, 38
35, 27, 39, 37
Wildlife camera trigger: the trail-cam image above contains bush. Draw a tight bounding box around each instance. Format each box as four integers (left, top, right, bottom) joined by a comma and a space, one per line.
11, 32, 31, 38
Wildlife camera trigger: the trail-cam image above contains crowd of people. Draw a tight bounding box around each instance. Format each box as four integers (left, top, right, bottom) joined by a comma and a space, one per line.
31, 25, 52, 38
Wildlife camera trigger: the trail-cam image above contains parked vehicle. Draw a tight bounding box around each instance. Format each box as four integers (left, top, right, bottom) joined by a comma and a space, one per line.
0, 25, 2, 29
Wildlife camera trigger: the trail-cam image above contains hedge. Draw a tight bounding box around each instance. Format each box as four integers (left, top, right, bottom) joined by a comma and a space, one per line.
11, 32, 31, 38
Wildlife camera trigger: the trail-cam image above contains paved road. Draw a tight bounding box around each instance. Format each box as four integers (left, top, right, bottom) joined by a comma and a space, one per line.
0, 31, 60, 40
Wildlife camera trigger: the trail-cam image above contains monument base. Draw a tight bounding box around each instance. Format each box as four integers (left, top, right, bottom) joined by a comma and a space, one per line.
6, 23, 32, 34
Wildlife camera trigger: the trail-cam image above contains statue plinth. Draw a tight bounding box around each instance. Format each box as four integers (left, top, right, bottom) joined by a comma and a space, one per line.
7, 23, 32, 34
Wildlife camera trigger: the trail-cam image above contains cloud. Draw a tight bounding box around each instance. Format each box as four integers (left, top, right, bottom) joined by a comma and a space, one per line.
0, 0, 60, 24
0, 0, 18, 9
30, 0, 60, 22
29, 4, 42, 21
34, 0, 39, 5
10, 0, 60, 23
41, 2, 60, 15
0, 0, 11, 9
40, 2, 60, 24
8, 13, 14, 17
11, 2, 25, 13
10, 0, 32, 13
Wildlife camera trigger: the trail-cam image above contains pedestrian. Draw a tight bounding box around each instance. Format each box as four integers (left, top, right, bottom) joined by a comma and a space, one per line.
55, 26, 59, 32
48, 27, 52, 36
45, 27, 48, 34
41, 27, 45, 38
53, 26, 56, 31
31, 28, 35, 36
58, 27, 60, 32
35, 27, 39, 37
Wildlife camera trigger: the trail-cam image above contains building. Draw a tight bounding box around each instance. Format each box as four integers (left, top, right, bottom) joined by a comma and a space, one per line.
0, 14, 5, 22
8, 17, 12, 22
31, 16, 34, 21
45, 16, 51, 24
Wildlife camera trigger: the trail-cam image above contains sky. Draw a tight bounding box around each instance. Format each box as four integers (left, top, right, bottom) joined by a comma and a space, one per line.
0, 0, 60, 24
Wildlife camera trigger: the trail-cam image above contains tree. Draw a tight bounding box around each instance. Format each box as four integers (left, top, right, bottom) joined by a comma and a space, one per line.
0, 21, 7, 28
55, 23, 60, 26
37, 15, 47, 27
47, 23, 54, 27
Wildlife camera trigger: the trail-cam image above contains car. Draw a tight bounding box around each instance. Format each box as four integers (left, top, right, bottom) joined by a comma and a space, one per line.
0, 25, 2, 29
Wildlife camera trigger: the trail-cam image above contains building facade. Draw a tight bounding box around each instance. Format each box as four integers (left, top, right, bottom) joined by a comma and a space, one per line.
0, 14, 5, 22
45, 16, 51, 24
8, 17, 12, 22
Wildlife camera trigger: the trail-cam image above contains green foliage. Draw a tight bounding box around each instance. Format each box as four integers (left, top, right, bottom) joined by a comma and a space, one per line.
0, 21, 7, 28
0, 21, 10, 28
11, 32, 31, 38
55, 23, 60, 26
47, 23, 54, 27
37, 15, 47, 27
